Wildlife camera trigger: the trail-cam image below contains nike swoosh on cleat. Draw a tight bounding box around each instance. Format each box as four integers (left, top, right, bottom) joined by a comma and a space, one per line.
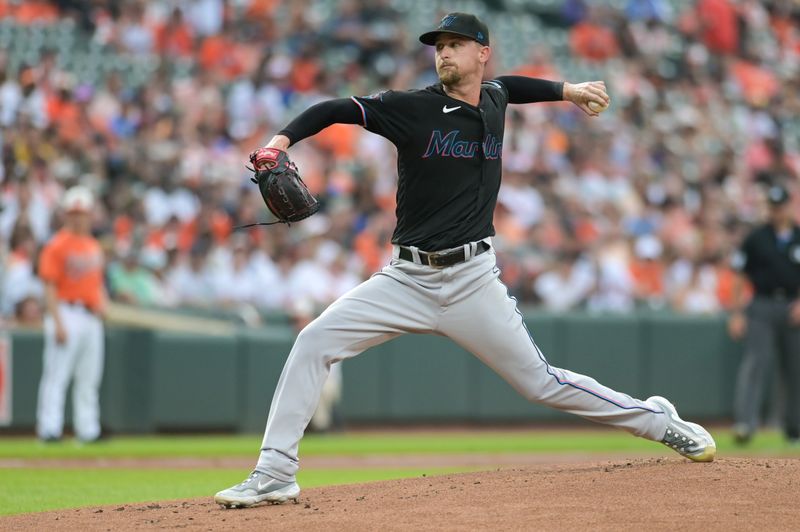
442, 105, 461, 113
257, 479, 275, 490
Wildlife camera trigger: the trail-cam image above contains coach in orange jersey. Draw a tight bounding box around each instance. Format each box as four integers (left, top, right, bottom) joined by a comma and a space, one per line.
36, 186, 107, 443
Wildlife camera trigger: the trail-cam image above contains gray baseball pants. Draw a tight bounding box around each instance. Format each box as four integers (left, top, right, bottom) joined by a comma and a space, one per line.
257, 242, 667, 481
734, 296, 800, 437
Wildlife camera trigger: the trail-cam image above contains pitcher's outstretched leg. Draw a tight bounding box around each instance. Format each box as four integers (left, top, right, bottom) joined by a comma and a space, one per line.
439, 264, 715, 460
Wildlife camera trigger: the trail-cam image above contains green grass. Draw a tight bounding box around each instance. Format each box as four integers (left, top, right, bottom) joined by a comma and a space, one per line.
0, 428, 797, 516
0, 467, 473, 516
0, 428, 797, 459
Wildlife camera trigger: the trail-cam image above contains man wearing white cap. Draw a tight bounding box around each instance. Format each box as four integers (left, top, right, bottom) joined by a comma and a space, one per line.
36, 186, 107, 442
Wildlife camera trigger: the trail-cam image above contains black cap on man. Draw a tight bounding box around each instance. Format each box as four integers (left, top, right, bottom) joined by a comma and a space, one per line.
419, 12, 490, 47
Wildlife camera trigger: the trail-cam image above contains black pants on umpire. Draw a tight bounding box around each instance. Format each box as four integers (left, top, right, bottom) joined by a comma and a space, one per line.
734, 296, 800, 440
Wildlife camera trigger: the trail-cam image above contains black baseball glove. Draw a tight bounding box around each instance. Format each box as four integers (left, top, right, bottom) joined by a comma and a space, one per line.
242, 147, 320, 227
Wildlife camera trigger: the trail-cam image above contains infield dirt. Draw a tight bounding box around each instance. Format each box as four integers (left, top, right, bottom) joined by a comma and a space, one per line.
3, 457, 798, 531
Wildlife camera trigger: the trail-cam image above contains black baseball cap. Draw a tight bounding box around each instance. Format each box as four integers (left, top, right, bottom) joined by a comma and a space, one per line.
767, 184, 790, 205
419, 13, 490, 47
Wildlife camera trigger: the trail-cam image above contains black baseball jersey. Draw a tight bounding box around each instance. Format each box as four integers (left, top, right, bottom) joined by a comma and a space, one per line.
278, 76, 562, 251
351, 81, 509, 251
738, 223, 800, 297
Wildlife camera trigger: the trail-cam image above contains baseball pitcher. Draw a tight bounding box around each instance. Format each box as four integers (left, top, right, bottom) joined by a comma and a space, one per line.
216, 13, 716, 508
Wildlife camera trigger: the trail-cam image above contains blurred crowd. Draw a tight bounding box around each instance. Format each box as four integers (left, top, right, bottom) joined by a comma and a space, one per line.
1, 0, 799, 327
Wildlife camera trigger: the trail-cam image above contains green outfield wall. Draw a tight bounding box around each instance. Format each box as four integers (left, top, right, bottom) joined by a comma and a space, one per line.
2, 311, 743, 433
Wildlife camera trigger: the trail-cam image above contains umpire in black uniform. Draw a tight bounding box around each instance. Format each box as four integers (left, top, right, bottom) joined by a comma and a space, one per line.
729, 183, 800, 444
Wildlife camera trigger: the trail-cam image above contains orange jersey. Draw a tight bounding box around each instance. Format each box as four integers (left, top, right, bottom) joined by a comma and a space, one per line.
39, 229, 104, 312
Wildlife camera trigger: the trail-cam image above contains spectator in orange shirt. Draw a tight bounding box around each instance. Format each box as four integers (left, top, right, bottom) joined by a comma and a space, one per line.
570, 7, 620, 62
290, 49, 322, 93
46, 82, 83, 142
198, 24, 251, 80
11, 0, 59, 24
731, 60, 779, 107
696, 0, 739, 55
155, 7, 195, 59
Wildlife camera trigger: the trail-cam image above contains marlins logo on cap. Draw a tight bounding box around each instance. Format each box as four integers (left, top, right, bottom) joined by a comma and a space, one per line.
63, 186, 94, 212
441, 14, 457, 27
419, 12, 490, 46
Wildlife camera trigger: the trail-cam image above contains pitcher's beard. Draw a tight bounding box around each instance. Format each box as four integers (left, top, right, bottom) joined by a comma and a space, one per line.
438, 68, 461, 86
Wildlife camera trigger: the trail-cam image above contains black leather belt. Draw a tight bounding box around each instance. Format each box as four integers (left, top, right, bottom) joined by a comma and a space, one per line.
397, 241, 491, 268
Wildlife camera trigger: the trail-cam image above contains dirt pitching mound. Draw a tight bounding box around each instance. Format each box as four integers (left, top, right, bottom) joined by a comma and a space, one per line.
4, 457, 798, 531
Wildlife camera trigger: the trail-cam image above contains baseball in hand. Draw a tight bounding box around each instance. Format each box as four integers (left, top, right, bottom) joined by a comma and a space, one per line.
588, 100, 608, 113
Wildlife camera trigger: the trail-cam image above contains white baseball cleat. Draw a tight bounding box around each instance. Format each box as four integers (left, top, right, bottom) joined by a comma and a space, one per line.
648, 395, 716, 462
215, 471, 300, 509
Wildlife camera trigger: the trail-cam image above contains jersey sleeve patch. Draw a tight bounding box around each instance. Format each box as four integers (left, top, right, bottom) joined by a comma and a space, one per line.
483, 79, 509, 102
349, 90, 411, 145
350, 96, 367, 127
